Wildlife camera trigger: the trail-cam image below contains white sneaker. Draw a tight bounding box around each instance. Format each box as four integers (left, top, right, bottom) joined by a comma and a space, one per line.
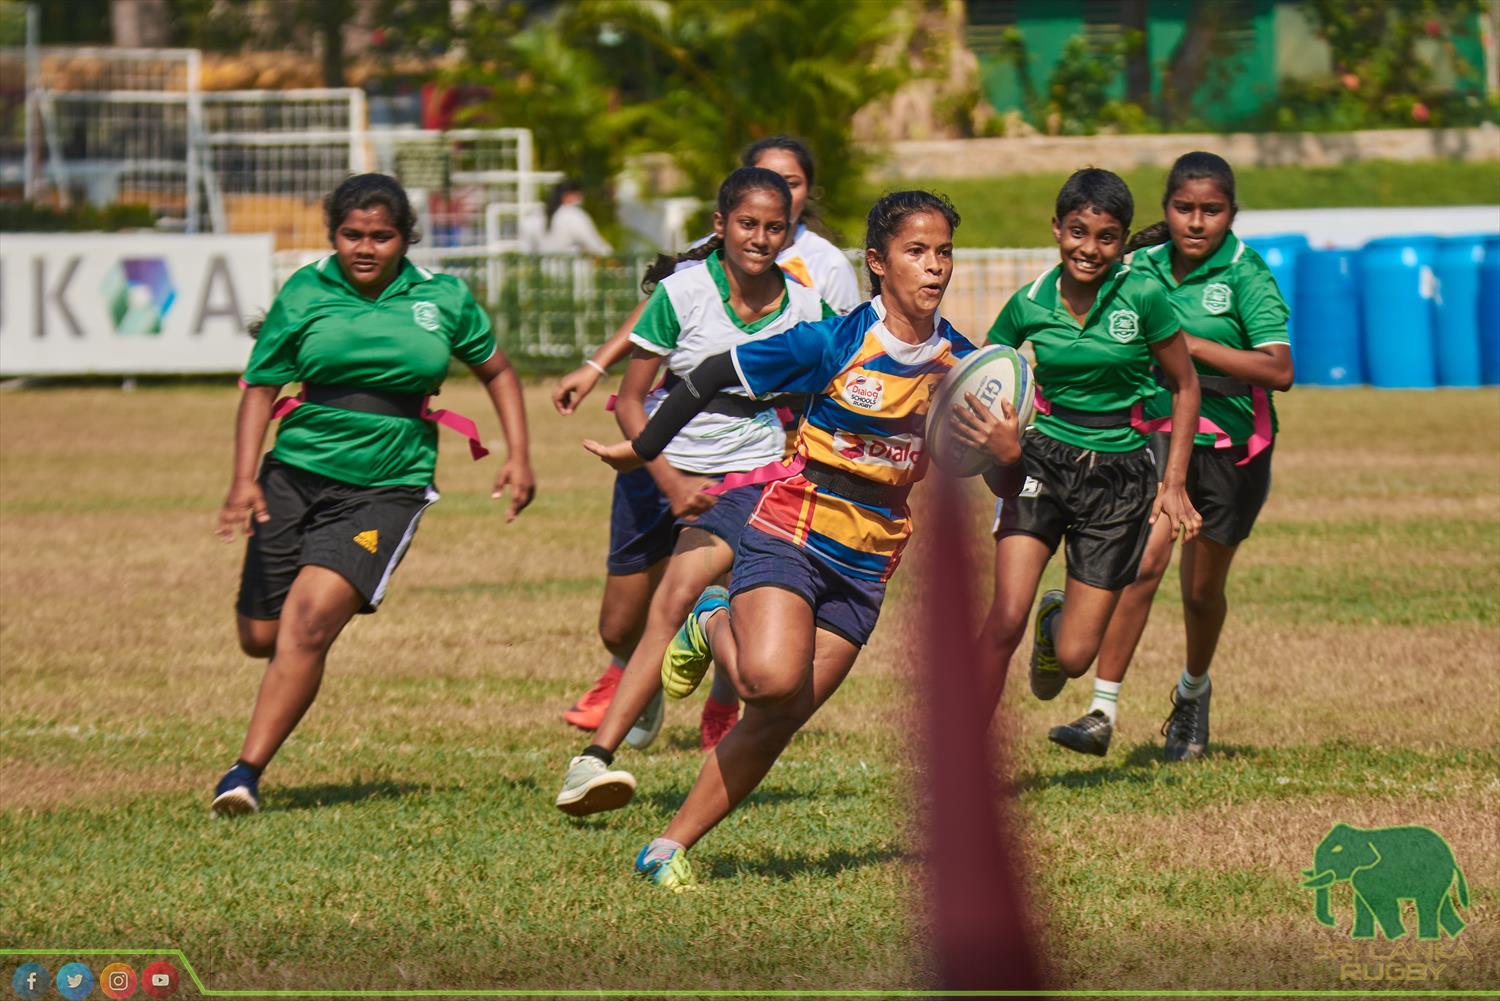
554, 754, 636, 817
623, 689, 665, 750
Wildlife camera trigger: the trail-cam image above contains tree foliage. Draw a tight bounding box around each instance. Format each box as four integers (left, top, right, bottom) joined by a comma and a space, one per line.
454, 0, 924, 240
1283, 0, 1491, 128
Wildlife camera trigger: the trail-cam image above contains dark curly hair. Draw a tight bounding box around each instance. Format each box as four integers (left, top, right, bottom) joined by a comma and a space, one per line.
1054, 168, 1134, 232
325, 173, 420, 246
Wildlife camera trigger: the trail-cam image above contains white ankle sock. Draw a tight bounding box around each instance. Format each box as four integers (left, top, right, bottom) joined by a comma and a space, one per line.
1177, 668, 1209, 701
1088, 680, 1121, 724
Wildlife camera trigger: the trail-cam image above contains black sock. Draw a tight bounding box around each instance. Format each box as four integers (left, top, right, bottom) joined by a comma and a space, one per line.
234, 759, 264, 779
582, 745, 613, 766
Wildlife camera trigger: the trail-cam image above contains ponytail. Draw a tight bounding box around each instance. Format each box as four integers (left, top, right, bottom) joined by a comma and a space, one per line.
1126, 221, 1170, 255
640, 236, 724, 295
639, 166, 791, 295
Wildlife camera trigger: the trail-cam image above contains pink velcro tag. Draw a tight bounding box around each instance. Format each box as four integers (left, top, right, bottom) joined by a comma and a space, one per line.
702, 453, 806, 496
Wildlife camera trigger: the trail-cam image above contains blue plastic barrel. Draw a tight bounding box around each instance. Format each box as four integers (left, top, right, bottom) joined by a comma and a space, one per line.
1293, 249, 1363, 386
1480, 235, 1500, 385
1359, 236, 1439, 388
1244, 233, 1309, 357
1434, 235, 1487, 387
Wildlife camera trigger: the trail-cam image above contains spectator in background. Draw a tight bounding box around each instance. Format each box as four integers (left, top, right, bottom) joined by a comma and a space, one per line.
524, 179, 613, 256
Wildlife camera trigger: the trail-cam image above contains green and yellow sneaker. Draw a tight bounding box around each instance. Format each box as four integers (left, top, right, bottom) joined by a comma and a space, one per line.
1028, 588, 1067, 701
661, 586, 729, 700
634, 843, 695, 892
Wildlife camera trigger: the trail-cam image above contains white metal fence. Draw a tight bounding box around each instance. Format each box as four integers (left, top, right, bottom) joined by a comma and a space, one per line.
2, 40, 560, 251
2, 32, 1059, 362
267, 247, 1057, 361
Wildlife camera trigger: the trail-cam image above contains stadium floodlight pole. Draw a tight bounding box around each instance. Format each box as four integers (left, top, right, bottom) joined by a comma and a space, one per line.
918, 470, 1046, 995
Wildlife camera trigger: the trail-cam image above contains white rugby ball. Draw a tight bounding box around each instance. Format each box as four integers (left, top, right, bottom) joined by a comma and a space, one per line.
926, 344, 1036, 477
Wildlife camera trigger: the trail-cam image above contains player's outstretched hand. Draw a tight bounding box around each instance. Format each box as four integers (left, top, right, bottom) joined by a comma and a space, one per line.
582, 437, 644, 471
665, 478, 719, 520
552, 364, 602, 415
216, 478, 269, 542
492, 457, 536, 523
1151, 480, 1202, 542
951, 393, 1023, 466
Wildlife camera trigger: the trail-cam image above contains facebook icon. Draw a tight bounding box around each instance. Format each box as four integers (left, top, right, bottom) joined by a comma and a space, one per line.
11, 963, 48, 1000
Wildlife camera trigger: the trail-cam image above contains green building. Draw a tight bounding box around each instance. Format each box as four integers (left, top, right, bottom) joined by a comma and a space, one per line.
964, 0, 1491, 132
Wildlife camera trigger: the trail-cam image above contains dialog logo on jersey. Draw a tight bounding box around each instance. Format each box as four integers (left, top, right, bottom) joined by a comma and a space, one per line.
1107, 309, 1140, 343
411, 301, 440, 332
1202, 282, 1232, 315
840, 374, 885, 411
832, 431, 922, 470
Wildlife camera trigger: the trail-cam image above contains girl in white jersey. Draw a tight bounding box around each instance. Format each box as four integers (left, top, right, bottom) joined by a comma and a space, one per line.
554, 137, 856, 751
554, 167, 836, 815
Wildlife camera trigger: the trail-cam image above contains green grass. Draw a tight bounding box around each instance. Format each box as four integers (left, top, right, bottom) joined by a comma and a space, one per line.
892, 159, 1500, 247
1, 384, 1497, 995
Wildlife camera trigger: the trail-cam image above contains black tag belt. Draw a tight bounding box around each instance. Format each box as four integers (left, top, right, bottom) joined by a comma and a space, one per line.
302, 384, 426, 419
802, 459, 911, 509
1154, 370, 1252, 398
1043, 403, 1133, 429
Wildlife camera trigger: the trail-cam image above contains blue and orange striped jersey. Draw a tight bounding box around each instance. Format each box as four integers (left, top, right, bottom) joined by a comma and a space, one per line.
731, 296, 976, 582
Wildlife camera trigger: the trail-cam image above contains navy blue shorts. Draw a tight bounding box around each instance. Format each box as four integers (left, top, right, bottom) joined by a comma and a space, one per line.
606, 468, 675, 574
729, 525, 886, 647
606, 471, 762, 575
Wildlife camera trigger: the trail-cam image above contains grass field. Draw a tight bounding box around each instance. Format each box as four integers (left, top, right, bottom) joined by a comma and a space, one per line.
1, 381, 1497, 997
896, 159, 1500, 247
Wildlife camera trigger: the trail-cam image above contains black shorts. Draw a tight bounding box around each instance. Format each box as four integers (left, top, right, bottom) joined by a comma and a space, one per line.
237, 457, 438, 619
994, 430, 1157, 591
1187, 441, 1274, 547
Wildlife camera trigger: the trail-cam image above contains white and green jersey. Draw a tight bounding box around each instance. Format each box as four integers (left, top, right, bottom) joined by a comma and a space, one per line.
680, 223, 859, 314
632, 249, 832, 474
779, 223, 860, 314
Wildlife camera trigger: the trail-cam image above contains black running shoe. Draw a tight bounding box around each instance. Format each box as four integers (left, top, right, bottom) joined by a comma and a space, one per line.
1048, 710, 1113, 757
1161, 684, 1211, 762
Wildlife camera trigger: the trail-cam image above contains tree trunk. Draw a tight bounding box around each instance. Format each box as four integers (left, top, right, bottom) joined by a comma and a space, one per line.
314, 0, 354, 87
111, 0, 170, 47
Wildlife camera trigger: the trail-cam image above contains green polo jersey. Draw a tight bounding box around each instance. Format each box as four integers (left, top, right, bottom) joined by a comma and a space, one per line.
1133, 233, 1288, 446
986, 262, 1179, 452
243, 256, 498, 487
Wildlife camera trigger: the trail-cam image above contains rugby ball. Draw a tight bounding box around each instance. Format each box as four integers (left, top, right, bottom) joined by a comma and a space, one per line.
926, 344, 1036, 477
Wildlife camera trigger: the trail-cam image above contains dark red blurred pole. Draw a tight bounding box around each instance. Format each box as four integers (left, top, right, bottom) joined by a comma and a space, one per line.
918, 472, 1045, 996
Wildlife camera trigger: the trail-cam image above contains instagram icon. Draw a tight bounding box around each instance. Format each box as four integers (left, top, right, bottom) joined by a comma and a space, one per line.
101, 962, 138, 999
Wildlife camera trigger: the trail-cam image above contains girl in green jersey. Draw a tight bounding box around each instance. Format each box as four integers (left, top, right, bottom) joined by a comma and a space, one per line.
210, 174, 534, 816
980, 169, 1202, 724
1047, 152, 1293, 762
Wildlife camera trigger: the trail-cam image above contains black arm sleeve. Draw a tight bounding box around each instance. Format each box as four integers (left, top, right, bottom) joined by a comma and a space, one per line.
631, 350, 743, 461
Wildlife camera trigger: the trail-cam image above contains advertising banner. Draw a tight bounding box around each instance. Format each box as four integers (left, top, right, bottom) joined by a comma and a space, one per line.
0, 233, 273, 375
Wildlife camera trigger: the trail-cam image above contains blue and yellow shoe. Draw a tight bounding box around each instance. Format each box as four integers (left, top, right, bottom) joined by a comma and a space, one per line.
634, 843, 695, 892
661, 586, 729, 700
1028, 588, 1067, 701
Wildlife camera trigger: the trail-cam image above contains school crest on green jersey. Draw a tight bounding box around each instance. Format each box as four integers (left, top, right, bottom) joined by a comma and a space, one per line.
412, 301, 440, 332
1108, 309, 1139, 343
1203, 282, 1232, 315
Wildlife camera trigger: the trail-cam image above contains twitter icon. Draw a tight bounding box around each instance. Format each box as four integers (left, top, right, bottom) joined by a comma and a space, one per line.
57, 962, 94, 999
